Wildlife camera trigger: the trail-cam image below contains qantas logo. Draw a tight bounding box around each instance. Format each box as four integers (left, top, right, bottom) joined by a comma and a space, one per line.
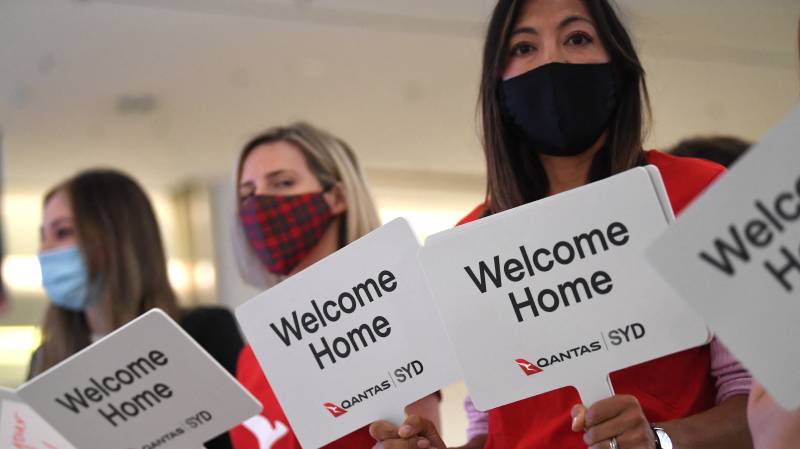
515, 358, 543, 376
323, 402, 347, 417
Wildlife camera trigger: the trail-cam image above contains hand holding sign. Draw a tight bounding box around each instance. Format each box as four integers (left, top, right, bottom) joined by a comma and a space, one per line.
570, 396, 658, 449
369, 415, 447, 449
236, 219, 459, 449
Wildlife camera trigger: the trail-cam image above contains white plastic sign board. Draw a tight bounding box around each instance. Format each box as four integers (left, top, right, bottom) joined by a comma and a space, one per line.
0, 387, 74, 449
647, 106, 800, 409
236, 218, 459, 449
419, 166, 710, 410
17, 309, 262, 449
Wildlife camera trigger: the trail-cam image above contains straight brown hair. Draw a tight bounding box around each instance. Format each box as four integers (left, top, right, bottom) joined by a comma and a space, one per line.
31, 170, 180, 376
480, 0, 650, 213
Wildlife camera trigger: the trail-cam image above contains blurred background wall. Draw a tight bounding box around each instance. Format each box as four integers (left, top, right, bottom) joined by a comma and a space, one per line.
0, 0, 798, 444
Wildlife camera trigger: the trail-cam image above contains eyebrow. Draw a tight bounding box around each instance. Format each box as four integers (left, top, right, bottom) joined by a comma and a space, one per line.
48, 217, 71, 229
509, 15, 594, 38
265, 169, 293, 180
238, 169, 294, 187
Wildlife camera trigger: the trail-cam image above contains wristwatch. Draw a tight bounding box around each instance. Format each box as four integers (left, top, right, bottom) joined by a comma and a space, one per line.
651, 426, 673, 449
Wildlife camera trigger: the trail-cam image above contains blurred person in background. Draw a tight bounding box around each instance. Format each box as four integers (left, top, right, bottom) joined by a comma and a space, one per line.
31, 169, 244, 449
228, 122, 441, 449
669, 136, 751, 168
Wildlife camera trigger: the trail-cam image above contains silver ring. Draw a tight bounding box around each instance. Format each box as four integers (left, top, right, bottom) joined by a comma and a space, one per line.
609, 437, 619, 449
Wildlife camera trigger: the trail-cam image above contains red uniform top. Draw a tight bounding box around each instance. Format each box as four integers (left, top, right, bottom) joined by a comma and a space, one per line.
229, 345, 376, 449
458, 151, 725, 449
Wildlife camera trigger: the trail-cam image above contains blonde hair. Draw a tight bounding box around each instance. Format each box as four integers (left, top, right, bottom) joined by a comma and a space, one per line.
232, 122, 381, 288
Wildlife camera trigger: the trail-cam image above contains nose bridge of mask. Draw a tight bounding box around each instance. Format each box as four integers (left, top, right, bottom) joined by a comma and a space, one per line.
556, 63, 613, 146
544, 64, 569, 149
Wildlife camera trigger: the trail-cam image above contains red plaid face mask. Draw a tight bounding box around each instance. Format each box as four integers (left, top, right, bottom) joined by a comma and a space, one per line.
239, 192, 335, 275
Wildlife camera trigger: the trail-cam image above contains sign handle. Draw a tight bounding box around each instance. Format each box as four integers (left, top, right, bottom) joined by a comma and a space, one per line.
576, 374, 615, 407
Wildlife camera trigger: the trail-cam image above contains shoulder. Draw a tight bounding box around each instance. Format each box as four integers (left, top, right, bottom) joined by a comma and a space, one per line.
180, 306, 238, 329
457, 203, 489, 226
646, 150, 726, 215
180, 306, 244, 376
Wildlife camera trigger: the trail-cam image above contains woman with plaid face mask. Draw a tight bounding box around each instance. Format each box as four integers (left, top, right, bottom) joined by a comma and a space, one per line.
228, 122, 441, 449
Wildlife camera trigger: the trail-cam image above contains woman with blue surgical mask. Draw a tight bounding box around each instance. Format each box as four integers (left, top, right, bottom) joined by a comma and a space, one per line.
32, 169, 243, 449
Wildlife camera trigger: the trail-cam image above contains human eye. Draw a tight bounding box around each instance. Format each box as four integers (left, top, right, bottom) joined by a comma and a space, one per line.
510, 41, 537, 58
565, 31, 593, 47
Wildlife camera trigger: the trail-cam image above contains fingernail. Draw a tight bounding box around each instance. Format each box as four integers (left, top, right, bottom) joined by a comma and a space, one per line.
571, 416, 578, 430
398, 425, 413, 437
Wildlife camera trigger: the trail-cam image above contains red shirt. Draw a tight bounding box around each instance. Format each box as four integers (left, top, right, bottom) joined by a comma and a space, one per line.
459, 151, 725, 449
229, 345, 376, 449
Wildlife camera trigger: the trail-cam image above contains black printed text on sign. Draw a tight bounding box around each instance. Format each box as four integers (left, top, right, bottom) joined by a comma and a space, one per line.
235, 219, 459, 449
647, 107, 800, 409
420, 166, 709, 410
17, 309, 262, 449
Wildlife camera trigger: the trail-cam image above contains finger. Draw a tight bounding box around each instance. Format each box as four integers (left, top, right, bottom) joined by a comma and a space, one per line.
379, 437, 427, 449
571, 404, 587, 432
586, 395, 639, 427
588, 439, 615, 449
597, 426, 654, 449
400, 415, 447, 448
583, 409, 639, 445
370, 420, 400, 441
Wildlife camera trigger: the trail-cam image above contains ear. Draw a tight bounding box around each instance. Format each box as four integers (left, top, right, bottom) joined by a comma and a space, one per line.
323, 183, 348, 216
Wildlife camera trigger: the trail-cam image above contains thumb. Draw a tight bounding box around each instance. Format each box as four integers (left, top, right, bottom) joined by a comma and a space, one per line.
571, 404, 587, 432
399, 415, 446, 448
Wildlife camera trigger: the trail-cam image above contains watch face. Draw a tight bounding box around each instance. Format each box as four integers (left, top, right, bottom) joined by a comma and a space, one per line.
655, 428, 674, 449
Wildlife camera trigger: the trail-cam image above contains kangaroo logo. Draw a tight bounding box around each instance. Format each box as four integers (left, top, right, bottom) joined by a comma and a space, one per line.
323, 402, 347, 417
242, 415, 289, 449
515, 358, 543, 376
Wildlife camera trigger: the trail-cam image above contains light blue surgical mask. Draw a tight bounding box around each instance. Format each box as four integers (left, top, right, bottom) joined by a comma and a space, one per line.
38, 245, 101, 311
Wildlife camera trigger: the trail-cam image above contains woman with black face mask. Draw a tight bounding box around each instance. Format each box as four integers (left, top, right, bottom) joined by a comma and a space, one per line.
371, 1, 753, 449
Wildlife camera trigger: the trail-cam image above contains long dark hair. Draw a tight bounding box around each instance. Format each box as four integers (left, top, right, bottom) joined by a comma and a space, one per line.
32, 169, 180, 376
480, 0, 650, 213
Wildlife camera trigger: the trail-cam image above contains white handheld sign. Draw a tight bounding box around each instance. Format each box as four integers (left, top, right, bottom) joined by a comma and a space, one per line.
0, 387, 74, 449
647, 106, 800, 409
420, 166, 710, 410
236, 218, 459, 449
18, 309, 262, 449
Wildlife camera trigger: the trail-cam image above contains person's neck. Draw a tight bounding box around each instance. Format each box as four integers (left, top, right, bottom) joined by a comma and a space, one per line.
539, 134, 607, 196
289, 218, 341, 276
84, 301, 113, 336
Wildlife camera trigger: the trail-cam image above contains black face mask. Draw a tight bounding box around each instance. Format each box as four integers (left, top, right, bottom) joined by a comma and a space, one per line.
501, 62, 617, 157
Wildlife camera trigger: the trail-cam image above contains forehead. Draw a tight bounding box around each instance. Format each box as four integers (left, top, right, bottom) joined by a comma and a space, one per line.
43, 189, 72, 220
515, 0, 592, 27
240, 140, 308, 178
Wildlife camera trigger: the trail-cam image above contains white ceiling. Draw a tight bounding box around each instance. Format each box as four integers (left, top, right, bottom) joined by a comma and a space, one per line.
1, 0, 798, 190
